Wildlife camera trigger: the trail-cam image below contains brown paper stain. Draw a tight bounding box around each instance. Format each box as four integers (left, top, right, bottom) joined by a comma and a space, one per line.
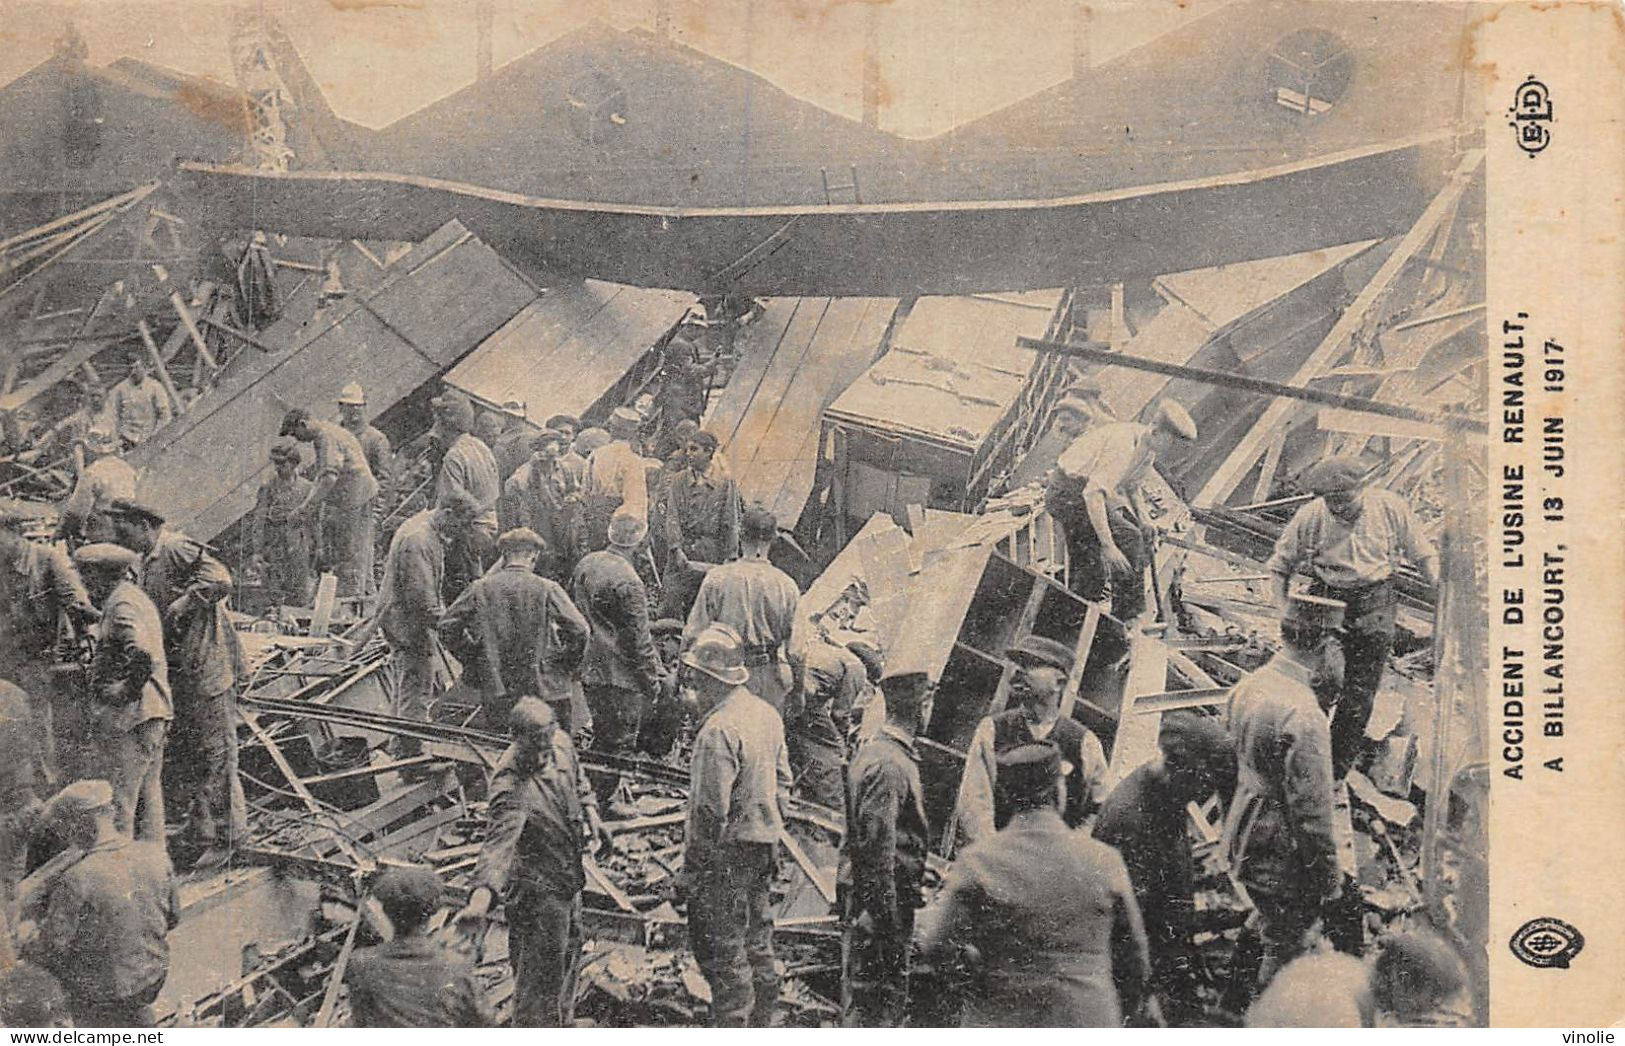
176, 80, 254, 135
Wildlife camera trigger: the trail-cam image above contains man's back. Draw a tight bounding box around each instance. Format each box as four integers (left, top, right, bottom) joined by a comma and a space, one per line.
37, 839, 177, 1002
1093, 764, 1193, 962
379, 511, 444, 641
684, 558, 799, 649
572, 550, 658, 692
447, 566, 584, 698
687, 688, 791, 855
346, 938, 487, 1027
942, 809, 1147, 1027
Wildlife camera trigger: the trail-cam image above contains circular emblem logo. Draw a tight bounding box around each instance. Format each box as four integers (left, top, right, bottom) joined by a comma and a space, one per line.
1509, 917, 1584, 968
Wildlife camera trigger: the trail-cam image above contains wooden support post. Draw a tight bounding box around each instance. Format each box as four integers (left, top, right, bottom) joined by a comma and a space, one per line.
1192, 149, 1485, 508
169, 290, 219, 373
1251, 428, 1288, 504
1107, 634, 1170, 789
1110, 282, 1126, 347
1057, 602, 1102, 721
314, 907, 363, 1027
779, 827, 836, 905
136, 320, 186, 416
988, 577, 1050, 715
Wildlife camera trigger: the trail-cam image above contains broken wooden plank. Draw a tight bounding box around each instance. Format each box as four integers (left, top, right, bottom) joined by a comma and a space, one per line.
136, 320, 186, 417
778, 828, 836, 905
1107, 633, 1168, 788
1056, 602, 1102, 721
1191, 149, 1484, 507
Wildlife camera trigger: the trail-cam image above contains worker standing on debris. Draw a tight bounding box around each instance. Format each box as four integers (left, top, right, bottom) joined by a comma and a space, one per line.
373, 490, 480, 759
457, 698, 609, 1027
790, 635, 866, 808
679, 624, 794, 1028
439, 527, 590, 732
839, 670, 932, 1027
920, 743, 1150, 1027
572, 513, 665, 803
952, 635, 1108, 849
582, 407, 650, 552
73, 543, 170, 842
107, 358, 172, 450
655, 333, 714, 457
281, 407, 380, 599
1267, 455, 1438, 780
1049, 400, 1197, 624
683, 505, 801, 715
337, 383, 395, 525
490, 401, 533, 481
1223, 592, 1345, 987
430, 391, 501, 599
253, 437, 316, 608
0, 507, 97, 785
663, 429, 741, 616
20, 779, 179, 1028
348, 865, 489, 1027
56, 429, 134, 546
502, 428, 581, 582
1094, 711, 1239, 1024
106, 498, 244, 866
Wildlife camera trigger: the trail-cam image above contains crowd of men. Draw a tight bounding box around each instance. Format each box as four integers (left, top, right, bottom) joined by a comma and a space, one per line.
0, 344, 1467, 1029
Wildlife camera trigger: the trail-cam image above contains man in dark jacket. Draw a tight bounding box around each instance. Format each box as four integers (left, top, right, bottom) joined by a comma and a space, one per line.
456, 699, 609, 1027
500, 429, 581, 583
347, 865, 488, 1027
1095, 711, 1238, 1023
839, 670, 933, 1027
439, 528, 589, 732
23, 779, 179, 1027
107, 498, 244, 862
952, 634, 1108, 849
571, 513, 665, 804
920, 744, 1150, 1027
791, 637, 865, 808
1223, 592, 1345, 985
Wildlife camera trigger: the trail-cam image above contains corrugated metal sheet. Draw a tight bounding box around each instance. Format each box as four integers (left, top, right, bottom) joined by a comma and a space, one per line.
825, 291, 1063, 449
444, 279, 691, 421
134, 221, 536, 541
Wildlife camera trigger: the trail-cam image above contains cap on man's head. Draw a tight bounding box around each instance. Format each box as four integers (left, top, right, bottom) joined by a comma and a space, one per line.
53, 778, 115, 816
545, 414, 579, 433
996, 742, 1066, 802
337, 383, 367, 407
501, 400, 526, 419
575, 427, 611, 456
607, 512, 648, 549
1006, 634, 1075, 676
534, 428, 568, 453
431, 390, 475, 430
279, 407, 311, 437
651, 618, 686, 638
608, 406, 641, 437
104, 497, 165, 528
497, 527, 546, 556
372, 865, 445, 928
845, 639, 884, 683
269, 436, 302, 462
680, 623, 750, 686
1153, 400, 1198, 442
509, 696, 557, 736
1284, 592, 1347, 631
673, 418, 701, 444
1158, 710, 1233, 774
879, 670, 933, 710
434, 488, 483, 520
73, 542, 142, 576
1300, 455, 1369, 497
82, 428, 120, 455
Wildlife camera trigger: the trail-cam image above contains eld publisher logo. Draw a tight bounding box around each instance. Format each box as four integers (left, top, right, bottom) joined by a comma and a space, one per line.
1508, 74, 1554, 157
1509, 916, 1584, 968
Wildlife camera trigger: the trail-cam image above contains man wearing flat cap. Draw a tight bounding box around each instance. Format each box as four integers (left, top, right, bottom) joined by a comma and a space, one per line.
920, 743, 1150, 1027
952, 633, 1109, 850
349, 865, 488, 1027
456, 698, 607, 1026
1223, 592, 1345, 986
572, 512, 665, 801
281, 406, 380, 599
581, 406, 651, 552
0, 505, 97, 784
489, 400, 533, 483
680, 623, 794, 1027
839, 670, 932, 1026
439, 527, 589, 730
372, 490, 481, 758
107, 498, 245, 862
1049, 399, 1197, 624
1096, 710, 1240, 1023
252, 437, 316, 607
56, 427, 135, 546
73, 543, 171, 842
22, 779, 179, 1027
428, 390, 501, 601
1269, 455, 1437, 780
501, 427, 582, 583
